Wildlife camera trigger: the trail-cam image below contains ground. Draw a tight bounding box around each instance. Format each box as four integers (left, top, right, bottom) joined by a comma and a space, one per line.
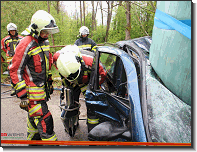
1, 85, 89, 147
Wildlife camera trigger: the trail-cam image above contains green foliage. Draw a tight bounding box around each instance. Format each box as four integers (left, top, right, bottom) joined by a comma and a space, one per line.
92, 25, 106, 44
108, 1, 156, 41
129, 1, 155, 39
1, 1, 155, 46
1, 1, 49, 40
108, 5, 126, 43
1, 1, 155, 74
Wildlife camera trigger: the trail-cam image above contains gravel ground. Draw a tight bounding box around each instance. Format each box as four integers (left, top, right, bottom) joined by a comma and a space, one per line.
1, 85, 89, 147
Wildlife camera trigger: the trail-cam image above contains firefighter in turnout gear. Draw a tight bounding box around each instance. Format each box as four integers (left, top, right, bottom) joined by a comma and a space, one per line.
1, 23, 23, 96
74, 26, 97, 52
8, 10, 59, 144
1, 23, 23, 63
53, 45, 106, 137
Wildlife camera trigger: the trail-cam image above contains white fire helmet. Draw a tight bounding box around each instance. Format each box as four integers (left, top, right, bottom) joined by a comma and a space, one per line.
7, 23, 17, 31
79, 26, 89, 37
57, 45, 81, 82
29, 10, 59, 35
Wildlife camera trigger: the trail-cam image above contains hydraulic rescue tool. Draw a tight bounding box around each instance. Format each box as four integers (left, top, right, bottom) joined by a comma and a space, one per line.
59, 87, 81, 137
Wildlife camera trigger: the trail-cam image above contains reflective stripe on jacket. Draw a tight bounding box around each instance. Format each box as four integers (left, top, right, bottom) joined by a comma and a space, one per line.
74, 37, 97, 52
1, 35, 23, 62
8, 31, 52, 101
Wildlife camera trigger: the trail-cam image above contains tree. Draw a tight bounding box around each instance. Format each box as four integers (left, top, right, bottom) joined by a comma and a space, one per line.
47, 1, 50, 13
125, 1, 131, 40
51, 1, 60, 14
56, 1, 59, 14
91, 1, 98, 33
80, 1, 83, 26
1, 1, 156, 47
99, 1, 104, 26
83, 1, 86, 25
105, 1, 114, 42
91, 1, 95, 32
47, 1, 55, 46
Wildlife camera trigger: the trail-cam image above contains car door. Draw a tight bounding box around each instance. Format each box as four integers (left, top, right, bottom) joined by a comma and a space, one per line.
85, 48, 131, 141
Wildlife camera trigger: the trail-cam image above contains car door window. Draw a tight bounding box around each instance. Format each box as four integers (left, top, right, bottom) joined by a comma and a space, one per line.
98, 52, 128, 99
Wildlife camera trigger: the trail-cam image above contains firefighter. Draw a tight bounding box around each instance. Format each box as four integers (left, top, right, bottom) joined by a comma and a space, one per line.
53, 45, 106, 136
8, 10, 59, 144
74, 26, 97, 52
1, 23, 23, 96
1, 23, 23, 63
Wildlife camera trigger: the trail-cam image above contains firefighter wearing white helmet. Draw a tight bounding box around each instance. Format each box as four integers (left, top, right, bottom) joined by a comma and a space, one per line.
9, 10, 59, 144
53, 45, 107, 137
1, 23, 23, 63
79, 26, 89, 36
7, 23, 17, 34
74, 26, 97, 52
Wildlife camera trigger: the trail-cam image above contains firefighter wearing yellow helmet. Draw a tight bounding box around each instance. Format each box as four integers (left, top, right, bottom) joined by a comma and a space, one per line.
56, 45, 82, 82
53, 45, 107, 137
9, 10, 59, 144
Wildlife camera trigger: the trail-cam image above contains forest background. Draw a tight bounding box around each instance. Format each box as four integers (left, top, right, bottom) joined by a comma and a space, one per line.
1, 1, 156, 74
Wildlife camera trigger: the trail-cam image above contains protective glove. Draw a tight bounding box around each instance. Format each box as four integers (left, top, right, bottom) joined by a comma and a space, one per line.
19, 98, 29, 112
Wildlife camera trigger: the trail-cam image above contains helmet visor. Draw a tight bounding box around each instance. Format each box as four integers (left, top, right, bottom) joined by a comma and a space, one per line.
42, 26, 59, 34
42, 20, 59, 34
81, 29, 89, 35
8, 27, 17, 31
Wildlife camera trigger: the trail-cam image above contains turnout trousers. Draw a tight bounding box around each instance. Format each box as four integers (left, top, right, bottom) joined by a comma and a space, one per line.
27, 102, 57, 141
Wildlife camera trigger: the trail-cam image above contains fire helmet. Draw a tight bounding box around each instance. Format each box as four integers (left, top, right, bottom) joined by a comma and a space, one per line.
79, 26, 89, 37
7, 23, 17, 31
56, 45, 81, 82
29, 10, 59, 35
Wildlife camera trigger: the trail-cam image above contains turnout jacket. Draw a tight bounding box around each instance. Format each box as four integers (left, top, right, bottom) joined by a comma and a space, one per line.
74, 37, 97, 52
1, 34, 23, 62
8, 30, 53, 103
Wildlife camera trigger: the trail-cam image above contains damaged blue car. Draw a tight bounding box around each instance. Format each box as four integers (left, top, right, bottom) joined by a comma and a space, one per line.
85, 36, 191, 143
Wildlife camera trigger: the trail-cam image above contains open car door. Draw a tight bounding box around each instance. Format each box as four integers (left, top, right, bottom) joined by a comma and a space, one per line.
85, 46, 147, 142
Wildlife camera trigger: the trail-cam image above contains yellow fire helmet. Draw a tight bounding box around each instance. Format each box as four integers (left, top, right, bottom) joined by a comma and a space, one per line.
29, 10, 59, 35
57, 45, 81, 82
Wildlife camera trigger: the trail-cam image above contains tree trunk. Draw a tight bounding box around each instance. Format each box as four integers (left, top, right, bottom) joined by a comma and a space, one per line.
80, 1, 82, 27
47, 2, 54, 46
145, 2, 150, 32
91, 1, 95, 32
47, 1, 50, 13
125, 1, 131, 40
105, 1, 113, 42
94, 2, 99, 30
57, 1, 59, 14
99, 2, 104, 26
83, 1, 85, 26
